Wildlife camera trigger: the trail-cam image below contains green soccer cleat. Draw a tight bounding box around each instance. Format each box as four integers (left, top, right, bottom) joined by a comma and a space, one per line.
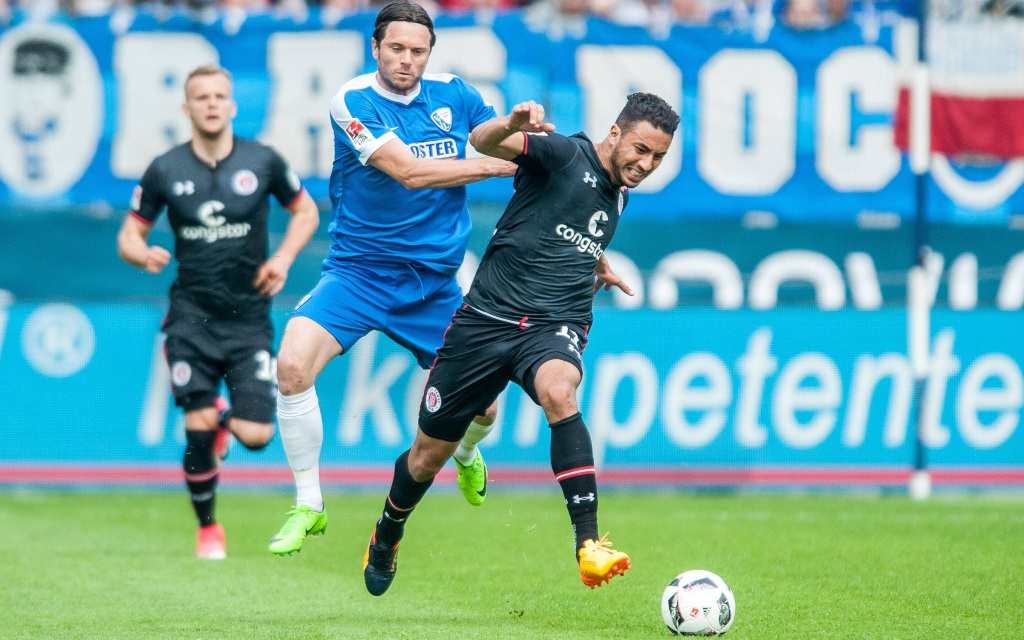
268, 505, 327, 555
454, 451, 487, 506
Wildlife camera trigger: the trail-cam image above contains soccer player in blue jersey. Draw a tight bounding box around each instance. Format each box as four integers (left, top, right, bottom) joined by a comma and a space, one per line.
268, 1, 519, 555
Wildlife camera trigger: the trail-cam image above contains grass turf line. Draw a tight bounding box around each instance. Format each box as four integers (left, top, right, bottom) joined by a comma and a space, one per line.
0, 491, 1022, 639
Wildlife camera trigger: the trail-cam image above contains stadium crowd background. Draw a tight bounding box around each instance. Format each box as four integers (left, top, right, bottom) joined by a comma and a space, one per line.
4, 0, 1022, 60
0, 0, 943, 41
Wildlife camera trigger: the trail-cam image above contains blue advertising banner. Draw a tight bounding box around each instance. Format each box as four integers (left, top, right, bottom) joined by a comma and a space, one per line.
1, 11, 1021, 223
2, 300, 1021, 488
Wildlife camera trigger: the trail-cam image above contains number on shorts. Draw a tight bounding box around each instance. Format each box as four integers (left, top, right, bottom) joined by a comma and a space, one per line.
556, 325, 581, 357
254, 350, 277, 383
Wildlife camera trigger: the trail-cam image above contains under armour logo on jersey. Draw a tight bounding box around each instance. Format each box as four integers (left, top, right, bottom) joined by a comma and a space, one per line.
571, 493, 595, 504
583, 172, 597, 188
173, 181, 195, 196
588, 211, 608, 237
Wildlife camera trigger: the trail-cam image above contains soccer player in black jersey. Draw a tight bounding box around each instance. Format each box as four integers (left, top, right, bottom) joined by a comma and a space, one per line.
116, 65, 319, 560
363, 93, 678, 594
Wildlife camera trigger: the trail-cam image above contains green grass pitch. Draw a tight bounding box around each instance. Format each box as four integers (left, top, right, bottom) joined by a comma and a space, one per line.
1, 490, 1022, 639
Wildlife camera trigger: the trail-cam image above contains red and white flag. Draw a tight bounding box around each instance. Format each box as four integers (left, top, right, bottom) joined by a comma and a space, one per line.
894, 20, 1024, 159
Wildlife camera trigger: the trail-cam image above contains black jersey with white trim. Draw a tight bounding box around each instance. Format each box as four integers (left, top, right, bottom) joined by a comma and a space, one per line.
131, 137, 303, 322
464, 132, 627, 326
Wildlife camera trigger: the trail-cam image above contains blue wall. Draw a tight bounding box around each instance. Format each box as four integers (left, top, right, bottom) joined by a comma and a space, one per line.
3, 300, 1022, 487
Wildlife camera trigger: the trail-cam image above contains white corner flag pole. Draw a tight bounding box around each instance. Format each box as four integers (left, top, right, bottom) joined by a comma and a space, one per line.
907, 10, 933, 501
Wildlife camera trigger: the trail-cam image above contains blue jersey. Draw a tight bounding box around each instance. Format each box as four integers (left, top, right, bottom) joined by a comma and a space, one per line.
327, 72, 497, 276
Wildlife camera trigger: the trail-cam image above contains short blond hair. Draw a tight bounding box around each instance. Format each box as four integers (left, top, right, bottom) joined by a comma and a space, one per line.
184, 64, 233, 97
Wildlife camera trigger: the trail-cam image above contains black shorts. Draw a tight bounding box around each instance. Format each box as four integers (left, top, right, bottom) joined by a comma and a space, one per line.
163, 314, 276, 423
419, 305, 588, 442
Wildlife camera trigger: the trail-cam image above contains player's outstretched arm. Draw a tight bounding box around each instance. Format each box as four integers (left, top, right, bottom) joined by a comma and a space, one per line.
117, 215, 171, 274
593, 253, 635, 297
369, 139, 517, 190
254, 189, 320, 297
469, 101, 556, 160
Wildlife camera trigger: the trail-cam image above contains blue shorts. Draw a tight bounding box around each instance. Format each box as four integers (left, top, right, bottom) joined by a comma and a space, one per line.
292, 261, 462, 369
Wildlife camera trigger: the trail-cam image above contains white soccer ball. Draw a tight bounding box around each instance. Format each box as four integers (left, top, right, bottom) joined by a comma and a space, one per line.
661, 569, 736, 636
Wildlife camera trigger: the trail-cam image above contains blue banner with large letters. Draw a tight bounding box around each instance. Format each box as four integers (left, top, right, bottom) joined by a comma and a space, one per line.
2, 300, 1022, 488
1, 10, 1022, 223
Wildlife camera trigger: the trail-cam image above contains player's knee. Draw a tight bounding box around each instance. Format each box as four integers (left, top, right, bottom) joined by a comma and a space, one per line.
234, 423, 275, 450
407, 439, 453, 482
276, 348, 314, 396
407, 451, 445, 482
536, 380, 579, 417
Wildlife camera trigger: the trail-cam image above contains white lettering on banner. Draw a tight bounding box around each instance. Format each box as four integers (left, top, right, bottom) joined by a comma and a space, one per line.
661, 353, 732, 448
594, 327, 1018, 460
588, 353, 659, 467
748, 250, 846, 310
16, 23, 1024, 211
772, 353, 842, 449
842, 353, 912, 447
922, 330, 959, 448
262, 31, 364, 178
648, 250, 744, 310
112, 33, 218, 178
816, 47, 900, 192
310, 323, 1020, 460
997, 251, 1024, 310
844, 253, 883, 310
699, 50, 796, 195
956, 354, 1024, 448
735, 329, 777, 447
338, 333, 410, 446
577, 45, 682, 193
948, 253, 978, 310
0, 23, 104, 198
139, 333, 170, 446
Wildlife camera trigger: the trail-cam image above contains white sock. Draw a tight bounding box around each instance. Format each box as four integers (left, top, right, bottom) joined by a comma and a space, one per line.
293, 465, 322, 512
277, 387, 324, 511
453, 418, 494, 465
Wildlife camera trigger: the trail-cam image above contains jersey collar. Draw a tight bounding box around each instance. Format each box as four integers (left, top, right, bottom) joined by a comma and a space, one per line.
371, 74, 421, 105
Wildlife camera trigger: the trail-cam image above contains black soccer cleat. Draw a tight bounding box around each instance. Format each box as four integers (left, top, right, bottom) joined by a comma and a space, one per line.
363, 531, 400, 596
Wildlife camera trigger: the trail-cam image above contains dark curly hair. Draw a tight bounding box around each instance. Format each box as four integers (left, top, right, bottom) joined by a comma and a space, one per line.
616, 92, 680, 137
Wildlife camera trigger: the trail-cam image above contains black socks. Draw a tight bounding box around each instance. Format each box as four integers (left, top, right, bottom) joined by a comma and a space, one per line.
550, 413, 599, 552
183, 429, 219, 527
376, 450, 434, 547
